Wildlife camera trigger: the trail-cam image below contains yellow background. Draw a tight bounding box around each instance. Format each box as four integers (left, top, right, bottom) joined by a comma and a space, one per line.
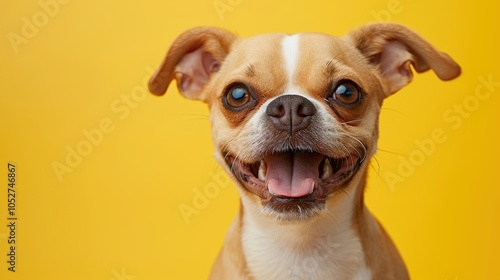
1, 0, 499, 279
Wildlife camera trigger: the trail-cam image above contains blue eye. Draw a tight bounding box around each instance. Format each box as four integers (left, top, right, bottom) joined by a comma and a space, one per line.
231, 87, 247, 100
224, 85, 252, 109
336, 84, 352, 96
333, 82, 360, 105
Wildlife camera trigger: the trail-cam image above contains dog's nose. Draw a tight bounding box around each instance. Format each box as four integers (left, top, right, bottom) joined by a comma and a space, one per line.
266, 95, 316, 133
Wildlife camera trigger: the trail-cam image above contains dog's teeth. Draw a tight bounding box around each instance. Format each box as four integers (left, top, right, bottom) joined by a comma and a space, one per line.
258, 160, 267, 181
308, 182, 315, 195
321, 158, 333, 180
267, 183, 275, 195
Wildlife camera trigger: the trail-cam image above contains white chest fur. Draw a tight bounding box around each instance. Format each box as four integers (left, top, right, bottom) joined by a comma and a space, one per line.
240, 192, 372, 280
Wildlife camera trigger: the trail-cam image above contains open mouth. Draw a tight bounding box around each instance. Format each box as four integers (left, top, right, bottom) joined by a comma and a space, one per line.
225, 150, 363, 220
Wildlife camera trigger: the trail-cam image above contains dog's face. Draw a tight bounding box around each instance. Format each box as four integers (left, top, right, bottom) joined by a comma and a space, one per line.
149, 24, 460, 222
207, 33, 383, 221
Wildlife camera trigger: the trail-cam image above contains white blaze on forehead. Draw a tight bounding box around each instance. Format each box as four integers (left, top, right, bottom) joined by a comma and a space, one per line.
281, 34, 300, 91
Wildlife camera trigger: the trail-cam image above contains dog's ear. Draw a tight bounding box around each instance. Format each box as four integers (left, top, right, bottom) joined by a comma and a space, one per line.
345, 23, 461, 96
148, 27, 239, 101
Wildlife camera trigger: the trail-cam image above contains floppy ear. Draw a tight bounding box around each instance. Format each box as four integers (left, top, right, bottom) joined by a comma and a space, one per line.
345, 23, 461, 96
148, 27, 239, 101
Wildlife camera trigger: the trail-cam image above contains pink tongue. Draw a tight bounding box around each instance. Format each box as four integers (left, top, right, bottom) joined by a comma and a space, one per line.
265, 152, 324, 198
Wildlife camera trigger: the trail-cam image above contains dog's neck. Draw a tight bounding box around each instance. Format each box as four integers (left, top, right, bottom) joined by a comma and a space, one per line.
238, 177, 371, 280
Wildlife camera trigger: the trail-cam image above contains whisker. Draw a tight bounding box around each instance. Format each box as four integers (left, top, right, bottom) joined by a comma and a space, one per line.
165, 113, 210, 121
377, 148, 406, 156
343, 141, 362, 170
338, 132, 368, 164
340, 119, 364, 125
369, 156, 381, 175
208, 163, 224, 178
380, 107, 405, 116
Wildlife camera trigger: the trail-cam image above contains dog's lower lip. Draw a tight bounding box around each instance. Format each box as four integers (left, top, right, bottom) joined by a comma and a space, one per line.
273, 195, 315, 204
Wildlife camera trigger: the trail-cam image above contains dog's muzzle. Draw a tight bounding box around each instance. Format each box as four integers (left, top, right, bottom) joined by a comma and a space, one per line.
223, 95, 365, 221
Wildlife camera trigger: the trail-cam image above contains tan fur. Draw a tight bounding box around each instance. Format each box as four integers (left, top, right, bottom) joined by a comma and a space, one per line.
149, 23, 460, 279
210, 207, 251, 279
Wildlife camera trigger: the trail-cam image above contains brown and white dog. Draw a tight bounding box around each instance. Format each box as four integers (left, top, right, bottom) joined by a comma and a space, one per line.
149, 23, 460, 280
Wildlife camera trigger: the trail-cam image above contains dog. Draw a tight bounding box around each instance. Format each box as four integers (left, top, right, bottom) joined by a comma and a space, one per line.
148, 23, 460, 280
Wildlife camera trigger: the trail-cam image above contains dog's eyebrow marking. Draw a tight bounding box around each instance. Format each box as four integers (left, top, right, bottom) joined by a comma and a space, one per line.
325, 58, 341, 76
244, 64, 256, 77
281, 34, 300, 91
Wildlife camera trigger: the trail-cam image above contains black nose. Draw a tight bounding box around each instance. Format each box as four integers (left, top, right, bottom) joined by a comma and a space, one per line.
266, 95, 317, 134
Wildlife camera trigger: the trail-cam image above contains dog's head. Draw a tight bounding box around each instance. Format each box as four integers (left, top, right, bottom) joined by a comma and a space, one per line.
149, 23, 460, 222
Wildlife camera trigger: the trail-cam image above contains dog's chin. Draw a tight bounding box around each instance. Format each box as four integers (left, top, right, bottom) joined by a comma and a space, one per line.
224, 150, 363, 222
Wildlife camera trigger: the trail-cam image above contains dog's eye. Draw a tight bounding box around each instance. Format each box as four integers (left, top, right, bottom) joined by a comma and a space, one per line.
224, 86, 253, 109
332, 82, 361, 105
